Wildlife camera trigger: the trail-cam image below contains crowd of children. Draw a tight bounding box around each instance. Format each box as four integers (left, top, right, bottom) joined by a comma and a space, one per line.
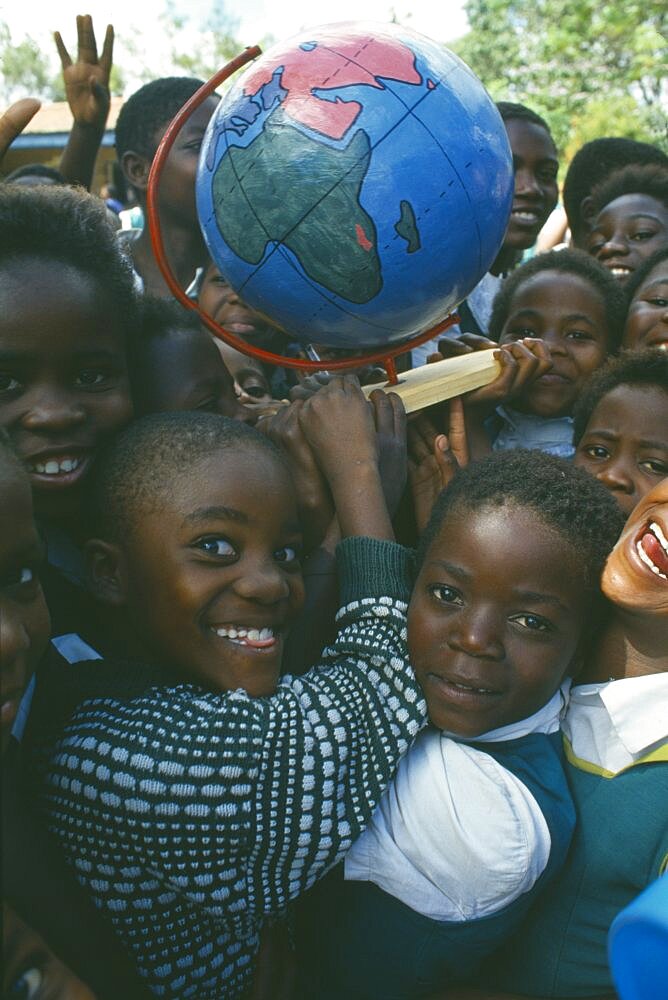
1, 13, 667, 1000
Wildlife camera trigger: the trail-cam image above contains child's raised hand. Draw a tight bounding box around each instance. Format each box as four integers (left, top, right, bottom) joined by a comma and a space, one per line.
55, 15, 114, 130
0, 99, 41, 163
408, 397, 468, 533
463, 338, 553, 410
260, 400, 335, 552
369, 389, 407, 517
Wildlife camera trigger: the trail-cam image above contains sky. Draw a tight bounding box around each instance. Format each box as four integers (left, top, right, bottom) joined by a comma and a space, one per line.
1, 0, 470, 95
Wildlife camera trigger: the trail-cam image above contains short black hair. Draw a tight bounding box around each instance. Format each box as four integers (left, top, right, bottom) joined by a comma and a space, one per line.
562, 138, 668, 245
3, 163, 66, 185
623, 245, 668, 307
590, 163, 668, 217
496, 101, 553, 141
115, 77, 205, 163
0, 184, 139, 338
87, 411, 287, 542
129, 297, 204, 408
488, 248, 626, 350
416, 449, 625, 600
572, 348, 668, 447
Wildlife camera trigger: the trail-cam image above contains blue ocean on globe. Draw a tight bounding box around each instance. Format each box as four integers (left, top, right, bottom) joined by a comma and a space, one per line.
197, 21, 513, 349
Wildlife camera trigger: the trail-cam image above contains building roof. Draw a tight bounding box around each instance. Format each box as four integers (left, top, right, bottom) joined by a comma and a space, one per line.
7, 96, 124, 149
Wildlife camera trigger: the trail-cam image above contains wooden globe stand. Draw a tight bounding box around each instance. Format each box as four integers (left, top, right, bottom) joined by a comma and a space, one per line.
146, 46, 501, 411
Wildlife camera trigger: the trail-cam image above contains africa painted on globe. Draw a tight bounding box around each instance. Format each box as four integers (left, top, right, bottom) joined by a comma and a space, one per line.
197, 22, 513, 348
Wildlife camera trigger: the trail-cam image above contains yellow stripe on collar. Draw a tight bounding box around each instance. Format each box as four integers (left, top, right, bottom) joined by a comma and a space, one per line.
563, 736, 668, 778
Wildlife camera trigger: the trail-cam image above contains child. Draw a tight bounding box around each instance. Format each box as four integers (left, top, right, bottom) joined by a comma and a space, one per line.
487, 476, 668, 999
479, 249, 626, 457
622, 245, 668, 350
586, 163, 668, 283
23, 388, 429, 1000
573, 348, 668, 514
0, 184, 137, 628
129, 296, 253, 420
299, 449, 625, 999
212, 338, 276, 408
114, 77, 217, 297
0, 431, 150, 1000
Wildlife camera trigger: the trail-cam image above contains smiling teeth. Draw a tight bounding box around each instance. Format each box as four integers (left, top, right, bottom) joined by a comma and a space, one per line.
452, 681, 495, 694
32, 458, 81, 475
636, 525, 668, 580
214, 626, 275, 642
610, 268, 631, 276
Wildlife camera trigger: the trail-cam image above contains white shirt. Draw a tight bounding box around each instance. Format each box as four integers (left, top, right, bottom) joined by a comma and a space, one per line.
562, 673, 668, 774
344, 684, 568, 921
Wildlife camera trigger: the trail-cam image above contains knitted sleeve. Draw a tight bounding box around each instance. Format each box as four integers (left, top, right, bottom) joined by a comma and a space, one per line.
40, 537, 426, 923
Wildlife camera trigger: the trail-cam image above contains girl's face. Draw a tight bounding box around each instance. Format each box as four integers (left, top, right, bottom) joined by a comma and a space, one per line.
574, 385, 668, 515
499, 270, 609, 417
587, 194, 668, 283
408, 502, 589, 736
623, 259, 668, 350
602, 477, 668, 616
0, 260, 133, 520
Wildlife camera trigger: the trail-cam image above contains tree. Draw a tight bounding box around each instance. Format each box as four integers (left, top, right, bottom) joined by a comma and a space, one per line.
452, 0, 667, 154
0, 21, 53, 102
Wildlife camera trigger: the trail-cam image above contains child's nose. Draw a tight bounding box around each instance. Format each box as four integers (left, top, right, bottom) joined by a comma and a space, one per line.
597, 234, 628, 259
539, 328, 568, 356
448, 610, 504, 661
514, 167, 542, 198
233, 558, 291, 605
597, 458, 635, 496
22, 388, 86, 431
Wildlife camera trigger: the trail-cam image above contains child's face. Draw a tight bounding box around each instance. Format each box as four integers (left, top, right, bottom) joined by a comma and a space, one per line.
499, 270, 609, 417
0, 455, 50, 753
0, 260, 133, 519
587, 194, 668, 283
574, 385, 668, 516
408, 503, 588, 736
503, 119, 559, 251
136, 324, 252, 422
112, 446, 304, 696
623, 260, 668, 350
151, 96, 219, 225
602, 476, 668, 616
212, 340, 274, 405
199, 264, 280, 342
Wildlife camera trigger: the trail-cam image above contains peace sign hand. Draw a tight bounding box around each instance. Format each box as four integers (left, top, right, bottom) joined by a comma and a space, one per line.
55, 15, 114, 131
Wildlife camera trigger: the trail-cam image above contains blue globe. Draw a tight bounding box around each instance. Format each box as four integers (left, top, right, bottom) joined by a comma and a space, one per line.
197, 21, 513, 350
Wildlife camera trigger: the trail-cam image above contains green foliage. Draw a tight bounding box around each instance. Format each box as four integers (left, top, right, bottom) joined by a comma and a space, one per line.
0, 21, 54, 101
159, 0, 245, 82
452, 0, 667, 155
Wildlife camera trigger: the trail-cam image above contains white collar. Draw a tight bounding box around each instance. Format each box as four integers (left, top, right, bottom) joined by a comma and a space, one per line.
567, 674, 668, 759
445, 680, 570, 744
497, 405, 573, 434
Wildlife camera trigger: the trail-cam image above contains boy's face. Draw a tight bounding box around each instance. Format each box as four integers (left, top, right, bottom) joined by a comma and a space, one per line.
499, 270, 609, 417
408, 503, 588, 737
623, 260, 668, 350
150, 96, 219, 225
503, 119, 559, 251
212, 340, 274, 405
587, 194, 668, 283
199, 263, 280, 343
112, 446, 305, 696
135, 324, 252, 422
0, 456, 50, 753
575, 385, 668, 516
0, 261, 133, 519
602, 476, 668, 616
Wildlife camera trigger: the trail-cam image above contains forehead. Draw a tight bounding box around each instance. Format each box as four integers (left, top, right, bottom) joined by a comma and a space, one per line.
505, 118, 557, 162
587, 384, 668, 437
509, 269, 605, 315
634, 261, 668, 298
154, 95, 219, 148
597, 193, 668, 228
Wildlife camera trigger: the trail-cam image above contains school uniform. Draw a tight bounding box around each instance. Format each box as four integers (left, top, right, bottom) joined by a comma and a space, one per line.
490, 405, 575, 458
299, 685, 575, 998
492, 673, 668, 997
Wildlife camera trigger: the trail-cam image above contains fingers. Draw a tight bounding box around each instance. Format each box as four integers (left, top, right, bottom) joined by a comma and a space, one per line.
433, 434, 460, 489
458, 333, 497, 352
54, 31, 72, 70
76, 13, 98, 64
446, 396, 469, 468
368, 389, 406, 442
435, 336, 472, 359
0, 99, 41, 162
100, 24, 115, 77
407, 413, 438, 463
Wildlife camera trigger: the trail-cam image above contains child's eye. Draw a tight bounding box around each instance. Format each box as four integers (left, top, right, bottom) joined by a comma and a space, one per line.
587, 236, 605, 255
584, 444, 611, 461
75, 369, 108, 388
647, 296, 668, 307
630, 229, 657, 242
196, 398, 220, 414
565, 329, 594, 342
196, 537, 236, 558
274, 545, 300, 565
2, 565, 40, 600
640, 458, 668, 475
428, 584, 464, 606
8, 965, 43, 999
509, 613, 552, 632
0, 372, 21, 392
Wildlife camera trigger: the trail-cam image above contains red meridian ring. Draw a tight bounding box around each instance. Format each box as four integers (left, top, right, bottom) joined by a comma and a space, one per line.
146, 45, 460, 380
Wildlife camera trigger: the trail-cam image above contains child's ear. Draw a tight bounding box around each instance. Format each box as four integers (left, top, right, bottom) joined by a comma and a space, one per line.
580, 195, 596, 226
85, 539, 129, 607
120, 150, 151, 194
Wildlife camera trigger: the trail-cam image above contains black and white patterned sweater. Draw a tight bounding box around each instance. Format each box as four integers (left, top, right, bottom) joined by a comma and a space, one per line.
26, 538, 427, 999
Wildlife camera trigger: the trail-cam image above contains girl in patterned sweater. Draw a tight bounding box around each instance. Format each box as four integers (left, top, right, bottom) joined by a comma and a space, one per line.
25, 381, 427, 999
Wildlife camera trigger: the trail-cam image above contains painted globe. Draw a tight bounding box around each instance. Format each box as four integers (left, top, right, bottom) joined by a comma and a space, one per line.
197, 22, 513, 349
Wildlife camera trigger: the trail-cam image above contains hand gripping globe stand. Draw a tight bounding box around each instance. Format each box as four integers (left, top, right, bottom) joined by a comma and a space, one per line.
146, 44, 501, 412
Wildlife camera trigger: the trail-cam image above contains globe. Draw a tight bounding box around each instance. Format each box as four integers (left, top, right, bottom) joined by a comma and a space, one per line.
197, 22, 513, 350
